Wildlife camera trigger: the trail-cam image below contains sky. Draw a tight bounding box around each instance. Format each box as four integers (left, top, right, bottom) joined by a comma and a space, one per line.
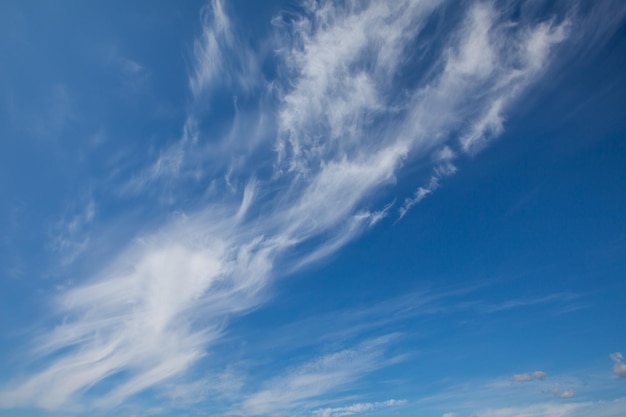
0, 0, 625, 416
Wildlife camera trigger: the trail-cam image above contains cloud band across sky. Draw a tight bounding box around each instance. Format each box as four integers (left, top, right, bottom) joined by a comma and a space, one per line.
0, 0, 624, 416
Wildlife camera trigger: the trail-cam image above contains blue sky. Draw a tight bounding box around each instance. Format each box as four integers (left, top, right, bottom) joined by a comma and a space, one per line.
1, 0, 625, 416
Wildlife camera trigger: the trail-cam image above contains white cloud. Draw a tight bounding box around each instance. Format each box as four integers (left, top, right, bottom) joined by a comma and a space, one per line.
190, 0, 258, 97
416, 374, 626, 417
52, 197, 96, 266
313, 399, 407, 417
398, 145, 457, 218
610, 352, 626, 378
453, 398, 626, 417
120, 117, 198, 197
190, 0, 231, 97
483, 293, 581, 314
397, 1, 568, 217
240, 337, 396, 416
398, 176, 438, 218
477, 402, 588, 417
513, 371, 548, 382
2, 0, 618, 413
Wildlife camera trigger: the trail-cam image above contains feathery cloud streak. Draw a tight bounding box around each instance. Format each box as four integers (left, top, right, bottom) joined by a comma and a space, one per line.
513, 371, 548, 382
313, 399, 407, 417
239, 337, 397, 416
1, 0, 609, 412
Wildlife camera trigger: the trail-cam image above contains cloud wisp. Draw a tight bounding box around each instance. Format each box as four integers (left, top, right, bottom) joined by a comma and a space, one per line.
411, 370, 626, 417
513, 371, 549, 382
238, 337, 398, 417
312, 399, 407, 417
610, 353, 626, 378
1, 0, 618, 414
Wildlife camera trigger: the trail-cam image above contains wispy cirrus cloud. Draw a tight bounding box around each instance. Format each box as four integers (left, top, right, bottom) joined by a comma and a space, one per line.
513, 371, 548, 382
482, 293, 582, 314
190, 0, 259, 98
0, 0, 621, 414
238, 336, 398, 417
312, 399, 407, 417
51, 197, 96, 267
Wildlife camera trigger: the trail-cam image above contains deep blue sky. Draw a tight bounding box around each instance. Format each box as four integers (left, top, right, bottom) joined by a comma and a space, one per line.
1, 1, 625, 417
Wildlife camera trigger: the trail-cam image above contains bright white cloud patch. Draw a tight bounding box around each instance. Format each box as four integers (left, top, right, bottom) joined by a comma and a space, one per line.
1, 0, 620, 415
